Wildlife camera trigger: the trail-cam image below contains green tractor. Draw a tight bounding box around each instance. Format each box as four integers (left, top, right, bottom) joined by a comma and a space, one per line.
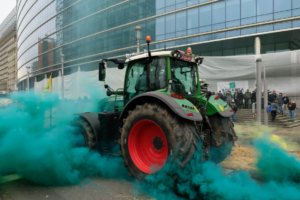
72, 36, 237, 180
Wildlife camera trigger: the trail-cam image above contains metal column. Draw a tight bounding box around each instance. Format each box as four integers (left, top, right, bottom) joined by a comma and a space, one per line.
255, 37, 262, 125
256, 58, 262, 124
61, 54, 65, 102
263, 66, 268, 126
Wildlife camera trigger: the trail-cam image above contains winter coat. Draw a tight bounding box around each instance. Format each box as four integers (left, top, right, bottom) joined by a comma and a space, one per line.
268, 93, 274, 103
244, 92, 251, 99
283, 96, 290, 104
237, 93, 244, 100
233, 92, 238, 100
271, 102, 278, 111
277, 96, 284, 104
288, 103, 296, 111
226, 93, 232, 104
251, 92, 256, 100
218, 93, 223, 99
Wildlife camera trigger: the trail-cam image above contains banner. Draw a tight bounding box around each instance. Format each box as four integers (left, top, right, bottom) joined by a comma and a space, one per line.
217, 81, 249, 94
42, 74, 52, 99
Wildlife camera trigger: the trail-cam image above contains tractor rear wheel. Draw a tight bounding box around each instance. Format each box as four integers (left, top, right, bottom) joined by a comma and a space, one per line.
71, 117, 96, 150
121, 103, 198, 180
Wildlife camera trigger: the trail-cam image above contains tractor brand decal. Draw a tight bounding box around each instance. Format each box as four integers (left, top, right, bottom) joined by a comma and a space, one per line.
116, 97, 123, 101
181, 55, 192, 62
219, 105, 224, 111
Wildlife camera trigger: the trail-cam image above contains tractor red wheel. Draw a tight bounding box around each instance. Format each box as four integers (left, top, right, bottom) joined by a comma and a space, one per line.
128, 119, 168, 174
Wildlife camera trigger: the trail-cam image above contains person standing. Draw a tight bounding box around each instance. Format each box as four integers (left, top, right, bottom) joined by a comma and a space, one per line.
244, 89, 251, 109
261, 93, 264, 109
288, 99, 297, 122
273, 90, 278, 100
230, 102, 238, 122
267, 90, 273, 105
277, 93, 284, 116
283, 93, 289, 112
234, 90, 239, 107
271, 100, 279, 123
226, 91, 232, 105
218, 91, 223, 100
237, 90, 244, 109
251, 90, 256, 106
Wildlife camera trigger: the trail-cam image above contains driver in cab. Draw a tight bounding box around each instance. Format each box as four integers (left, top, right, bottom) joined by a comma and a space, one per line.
135, 66, 147, 94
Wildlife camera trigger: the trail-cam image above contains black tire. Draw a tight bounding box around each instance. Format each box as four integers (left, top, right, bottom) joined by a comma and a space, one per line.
71, 117, 96, 150
208, 115, 237, 163
210, 141, 234, 163
121, 103, 198, 180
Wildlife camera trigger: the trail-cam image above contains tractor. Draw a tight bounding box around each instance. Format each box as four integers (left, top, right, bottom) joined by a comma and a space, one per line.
72, 36, 237, 180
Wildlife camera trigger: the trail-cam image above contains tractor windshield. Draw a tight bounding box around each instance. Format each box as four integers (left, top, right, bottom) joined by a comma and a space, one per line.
125, 57, 167, 103
170, 58, 198, 95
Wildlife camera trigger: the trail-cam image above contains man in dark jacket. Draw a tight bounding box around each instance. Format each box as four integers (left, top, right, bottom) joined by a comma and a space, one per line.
251, 90, 256, 106
218, 91, 223, 99
283, 93, 289, 112
237, 90, 244, 109
233, 90, 239, 107
288, 99, 297, 122
244, 89, 251, 109
268, 90, 274, 104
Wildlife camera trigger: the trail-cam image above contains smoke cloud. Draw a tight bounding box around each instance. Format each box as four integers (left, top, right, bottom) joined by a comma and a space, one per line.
1, 91, 300, 200
134, 136, 300, 200
0, 91, 130, 186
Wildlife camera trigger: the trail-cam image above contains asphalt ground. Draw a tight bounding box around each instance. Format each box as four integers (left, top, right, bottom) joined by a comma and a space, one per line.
0, 124, 299, 200
0, 177, 149, 200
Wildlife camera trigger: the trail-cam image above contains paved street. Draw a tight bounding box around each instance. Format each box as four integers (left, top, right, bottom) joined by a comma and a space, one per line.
0, 124, 299, 200
0, 177, 149, 200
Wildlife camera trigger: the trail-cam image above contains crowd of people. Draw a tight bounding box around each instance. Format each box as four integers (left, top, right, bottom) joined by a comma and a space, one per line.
215, 90, 297, 123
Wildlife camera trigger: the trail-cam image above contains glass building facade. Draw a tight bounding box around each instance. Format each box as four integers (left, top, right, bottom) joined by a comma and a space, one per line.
17, 0, 300, 89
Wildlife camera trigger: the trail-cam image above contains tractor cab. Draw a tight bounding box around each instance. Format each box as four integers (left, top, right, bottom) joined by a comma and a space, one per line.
99, 36, 204, 109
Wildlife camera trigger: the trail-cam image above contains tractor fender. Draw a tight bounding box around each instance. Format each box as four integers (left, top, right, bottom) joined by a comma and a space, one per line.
198, 95, 234, 117
75, 113, 101, 142
120, 92, 203, 122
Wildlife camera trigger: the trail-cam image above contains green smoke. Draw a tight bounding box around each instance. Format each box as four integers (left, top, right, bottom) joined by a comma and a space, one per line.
134, 137, 300, 200
0, 92, 130, 186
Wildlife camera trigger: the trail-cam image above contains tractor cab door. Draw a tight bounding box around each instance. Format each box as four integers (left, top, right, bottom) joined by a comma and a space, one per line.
124, 57, 167, 104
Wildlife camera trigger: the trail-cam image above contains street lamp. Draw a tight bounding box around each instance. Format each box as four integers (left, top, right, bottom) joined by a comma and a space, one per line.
26, 66, 30, 92
134, 26, 142, 54
60, 54, 65, 101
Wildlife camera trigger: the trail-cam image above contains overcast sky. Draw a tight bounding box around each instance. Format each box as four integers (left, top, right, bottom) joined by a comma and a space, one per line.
0, 0, 16, 25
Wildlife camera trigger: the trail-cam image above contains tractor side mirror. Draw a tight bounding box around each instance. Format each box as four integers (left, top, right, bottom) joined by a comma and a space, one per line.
99, 62, 106, 81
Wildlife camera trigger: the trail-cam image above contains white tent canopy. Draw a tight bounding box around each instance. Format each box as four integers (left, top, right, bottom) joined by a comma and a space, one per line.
33, 50, 300, 100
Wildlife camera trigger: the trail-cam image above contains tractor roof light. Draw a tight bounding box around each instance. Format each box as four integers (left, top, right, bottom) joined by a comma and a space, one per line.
171, 93, 184, 100
186, 47, 192, 54
146, 36, 151, 43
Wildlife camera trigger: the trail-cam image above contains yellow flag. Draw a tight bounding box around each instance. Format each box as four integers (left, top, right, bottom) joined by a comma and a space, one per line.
42, 74, 52, 99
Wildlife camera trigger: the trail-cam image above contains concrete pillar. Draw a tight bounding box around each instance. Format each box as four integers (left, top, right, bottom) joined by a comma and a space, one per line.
255, 37, 262, 125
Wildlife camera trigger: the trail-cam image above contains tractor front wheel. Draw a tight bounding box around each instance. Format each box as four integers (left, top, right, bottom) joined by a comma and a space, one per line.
71, 117, 96, 150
